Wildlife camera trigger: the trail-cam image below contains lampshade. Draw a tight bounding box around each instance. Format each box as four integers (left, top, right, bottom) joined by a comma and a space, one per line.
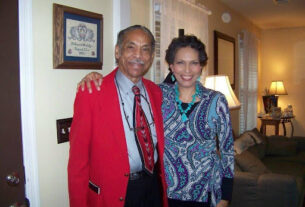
204, 75, 241, 110
269, 80, 288, 95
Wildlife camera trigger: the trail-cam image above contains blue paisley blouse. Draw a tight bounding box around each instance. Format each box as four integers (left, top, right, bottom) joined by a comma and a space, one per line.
159, 82, 234, 206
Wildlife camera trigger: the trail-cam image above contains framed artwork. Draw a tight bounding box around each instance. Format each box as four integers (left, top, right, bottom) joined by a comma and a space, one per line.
53, 4, 103, 69
214, 31, 235, 89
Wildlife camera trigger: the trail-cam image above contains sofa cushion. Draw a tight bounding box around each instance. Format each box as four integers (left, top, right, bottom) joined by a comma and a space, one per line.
263, 152, 305, 165
263, 158, 305, 177
262, 156, 305, 204
235, 150, 271, 175
234, 132, 256, 154
266, 137, 297, 156
247, 144, 266, 159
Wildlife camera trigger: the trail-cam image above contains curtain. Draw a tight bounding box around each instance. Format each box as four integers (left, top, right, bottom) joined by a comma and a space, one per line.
238, 30, 259, 133
153, 0, 209, 83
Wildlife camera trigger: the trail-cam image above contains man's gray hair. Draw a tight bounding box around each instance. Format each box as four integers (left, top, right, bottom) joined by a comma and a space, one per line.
116, 25, 155, 52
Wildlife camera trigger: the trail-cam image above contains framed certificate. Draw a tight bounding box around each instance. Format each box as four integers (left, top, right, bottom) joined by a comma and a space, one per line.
53, 4, 103, 69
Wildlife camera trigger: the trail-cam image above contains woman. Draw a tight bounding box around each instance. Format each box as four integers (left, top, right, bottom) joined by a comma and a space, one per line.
78, 35, 234, 207
160, 35, 233, 207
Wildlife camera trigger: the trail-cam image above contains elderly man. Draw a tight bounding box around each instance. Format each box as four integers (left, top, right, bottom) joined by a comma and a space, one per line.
68, 25, 168, 207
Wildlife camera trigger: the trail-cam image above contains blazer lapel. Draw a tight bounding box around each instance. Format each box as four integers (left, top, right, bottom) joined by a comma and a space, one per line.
100, 68, 129, 158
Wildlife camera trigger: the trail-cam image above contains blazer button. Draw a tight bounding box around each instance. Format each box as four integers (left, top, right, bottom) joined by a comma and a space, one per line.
119, 197, 124, 201
124, 173, 129, 177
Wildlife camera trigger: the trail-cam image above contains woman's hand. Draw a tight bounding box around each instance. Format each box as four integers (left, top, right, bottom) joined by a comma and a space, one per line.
77, 72, 104, 93
216, 200, 229, 207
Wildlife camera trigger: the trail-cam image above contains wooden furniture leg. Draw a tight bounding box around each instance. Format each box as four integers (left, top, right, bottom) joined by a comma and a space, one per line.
282, 122, 287, 136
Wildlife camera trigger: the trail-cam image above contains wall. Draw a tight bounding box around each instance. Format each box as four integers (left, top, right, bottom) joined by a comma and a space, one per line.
32, 0, 113, 206
203, 0, 261, 135
259, 27, 305, 136
130, 0, 151, 28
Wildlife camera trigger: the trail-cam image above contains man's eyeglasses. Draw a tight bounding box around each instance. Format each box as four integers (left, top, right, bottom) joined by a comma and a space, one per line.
122, 93, 155, 132
115, 77, 155, 132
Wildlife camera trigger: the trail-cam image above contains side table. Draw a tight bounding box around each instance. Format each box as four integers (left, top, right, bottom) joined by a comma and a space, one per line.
281, 116, 295, 137
259, 116, 295, 137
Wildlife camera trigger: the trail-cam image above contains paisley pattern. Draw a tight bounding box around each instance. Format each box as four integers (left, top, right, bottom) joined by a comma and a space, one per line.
159, 82, 234, 206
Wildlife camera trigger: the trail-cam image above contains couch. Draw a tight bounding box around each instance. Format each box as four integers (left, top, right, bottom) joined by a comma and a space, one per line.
229, 128, 305, 207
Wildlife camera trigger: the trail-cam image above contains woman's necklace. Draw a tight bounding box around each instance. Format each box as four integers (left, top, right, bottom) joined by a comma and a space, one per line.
175, 83, 199, 122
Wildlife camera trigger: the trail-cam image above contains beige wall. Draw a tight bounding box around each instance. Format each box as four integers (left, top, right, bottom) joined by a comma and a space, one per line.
203, 0, 260, 135
32, 0, 113, 206
130, 0, 151, 28
259, 27, 305, 136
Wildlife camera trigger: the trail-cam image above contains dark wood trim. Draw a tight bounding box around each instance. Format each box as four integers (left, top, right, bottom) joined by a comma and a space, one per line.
214, 30, 236, 89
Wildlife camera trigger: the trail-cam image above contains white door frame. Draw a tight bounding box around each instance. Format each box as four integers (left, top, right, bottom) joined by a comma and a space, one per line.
19, 0, 40, 206
113, 0, 130, 67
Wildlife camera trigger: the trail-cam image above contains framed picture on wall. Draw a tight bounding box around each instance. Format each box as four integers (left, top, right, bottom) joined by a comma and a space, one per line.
214, 31, 235, 89
53, 4, 103, 69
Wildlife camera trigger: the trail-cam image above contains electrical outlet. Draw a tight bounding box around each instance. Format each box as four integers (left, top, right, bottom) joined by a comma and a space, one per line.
56, 118, 73, 144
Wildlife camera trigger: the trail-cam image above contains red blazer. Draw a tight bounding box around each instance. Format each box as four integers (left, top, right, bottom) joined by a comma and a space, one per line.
68, 68, 168, 207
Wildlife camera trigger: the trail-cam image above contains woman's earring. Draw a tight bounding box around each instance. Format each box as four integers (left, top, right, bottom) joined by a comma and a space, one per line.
171, 74, 176, 82
197, 77, 201, 81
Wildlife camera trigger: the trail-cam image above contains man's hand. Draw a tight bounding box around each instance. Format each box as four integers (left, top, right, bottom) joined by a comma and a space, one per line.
77, 72, 103, 93
216, 200, 229, 207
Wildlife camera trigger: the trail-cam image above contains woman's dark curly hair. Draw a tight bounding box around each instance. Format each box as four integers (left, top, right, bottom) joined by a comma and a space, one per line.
165, 35, 208, 67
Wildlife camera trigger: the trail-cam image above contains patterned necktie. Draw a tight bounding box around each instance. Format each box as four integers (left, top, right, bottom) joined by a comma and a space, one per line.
132, 85, 154, 175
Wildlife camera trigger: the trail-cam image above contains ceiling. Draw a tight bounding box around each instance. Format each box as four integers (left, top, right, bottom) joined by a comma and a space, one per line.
220, 0, 305, 29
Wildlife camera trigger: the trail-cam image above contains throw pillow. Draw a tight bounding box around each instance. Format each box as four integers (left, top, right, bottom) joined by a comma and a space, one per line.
234, 132, 256, 154
235, 150, 271, 175
249, 128, 267, 144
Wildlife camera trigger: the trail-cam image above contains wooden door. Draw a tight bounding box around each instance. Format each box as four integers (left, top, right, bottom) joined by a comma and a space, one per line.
0, 0, 26, 205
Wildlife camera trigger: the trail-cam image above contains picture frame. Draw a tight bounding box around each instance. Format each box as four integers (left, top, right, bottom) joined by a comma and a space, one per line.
263, 95, 278, 114
214, 31, 235, 89
53, 4, 103, 69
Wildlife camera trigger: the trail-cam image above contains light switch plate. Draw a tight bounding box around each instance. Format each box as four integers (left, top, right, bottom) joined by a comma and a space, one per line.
56, 118, 72, 144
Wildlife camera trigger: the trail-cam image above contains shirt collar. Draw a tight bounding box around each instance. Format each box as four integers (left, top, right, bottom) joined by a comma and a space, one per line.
115, 69, 144, 95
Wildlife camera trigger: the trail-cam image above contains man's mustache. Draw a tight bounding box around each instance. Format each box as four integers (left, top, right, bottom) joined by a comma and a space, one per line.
130, 59, 144, 65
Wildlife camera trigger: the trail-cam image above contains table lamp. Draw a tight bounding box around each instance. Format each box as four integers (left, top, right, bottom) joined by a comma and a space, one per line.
204, 75, 241, 110
269, 80, 288, 107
